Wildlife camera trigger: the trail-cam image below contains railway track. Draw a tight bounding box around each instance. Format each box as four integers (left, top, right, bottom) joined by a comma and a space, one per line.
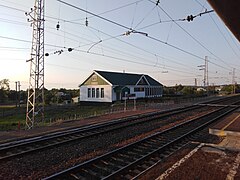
44, 105, 238, 180
0, 96, 239, 162
0, 105, 203, 161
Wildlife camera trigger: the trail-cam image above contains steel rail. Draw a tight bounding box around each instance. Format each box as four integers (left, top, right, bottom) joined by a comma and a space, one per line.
43, 106, 237, 179
0, 96, 238, 162
0, 105, 201, 161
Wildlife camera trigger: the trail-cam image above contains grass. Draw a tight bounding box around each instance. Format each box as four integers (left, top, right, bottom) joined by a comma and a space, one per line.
0, 95, 213, 131
0, 104, 119, 131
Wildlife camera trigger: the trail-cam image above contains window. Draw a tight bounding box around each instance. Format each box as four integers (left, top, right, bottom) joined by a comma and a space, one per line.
92, 88, 95, 98
101, 88, 104, 98
92, 75, 97, 82
87, 88, 91, 98
96, 88, 99, 98
134, 87, 144, 92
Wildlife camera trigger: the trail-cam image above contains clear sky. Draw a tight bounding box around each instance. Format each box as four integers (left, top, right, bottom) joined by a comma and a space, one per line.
0, 0, 239, 90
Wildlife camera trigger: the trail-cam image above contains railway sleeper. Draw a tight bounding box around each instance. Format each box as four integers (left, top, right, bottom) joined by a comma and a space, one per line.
100, 160, 121, 171
143, 142, 158, 147
136, 164, 147, 172
155, 136, 167, 141
111, 156, 129, 166
118, 154, 135, 162
126, 170, 140, 179
80, 168, 101, 179
126, 151, 142, 158
123, 173, 134, 180
91, 163, 111, 176
150, 156, 161, 162
108, 160, 126, 169
137, 144, 150, 149
69, 172, 87, 180
81, 168, 99, 179
136, 145, 149, 151
140, 163, 150, 169
131, 148, 145, 154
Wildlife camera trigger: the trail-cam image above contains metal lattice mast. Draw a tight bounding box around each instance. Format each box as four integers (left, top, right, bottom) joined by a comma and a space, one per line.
26, 0, 45, 129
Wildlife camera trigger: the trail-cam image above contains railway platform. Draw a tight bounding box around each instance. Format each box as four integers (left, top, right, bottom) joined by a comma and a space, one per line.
209, 108, 240, 150
209, 108, 240, 137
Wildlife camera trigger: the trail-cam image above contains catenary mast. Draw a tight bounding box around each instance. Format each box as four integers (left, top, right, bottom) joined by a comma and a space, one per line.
26, 0, 45, 129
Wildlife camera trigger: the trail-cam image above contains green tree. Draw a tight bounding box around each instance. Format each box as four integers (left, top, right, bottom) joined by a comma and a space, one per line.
181, 86, 194, 95
0, 79, 10, 103
221, 85, 232, 94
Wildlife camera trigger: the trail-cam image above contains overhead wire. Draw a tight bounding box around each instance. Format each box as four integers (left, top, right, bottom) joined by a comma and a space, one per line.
130, 1, 138, 28
133, 5, 156, 29
1, 1, 234, 84
83, 26, 200, 72
148, 0, 232, 71
209, 14, 240, 60
56, 0, 130, 30
74, 48, 198, 76
1, 1, 227, 74
57, 0, 232, 73
194, 0, 240, 59
70, 0, 145, 22
44, 12, 203, 75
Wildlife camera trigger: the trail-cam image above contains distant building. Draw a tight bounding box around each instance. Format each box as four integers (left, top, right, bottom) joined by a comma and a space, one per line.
72, 96, 80, 103
197, 87, 207, 92
79, 70, 163, 103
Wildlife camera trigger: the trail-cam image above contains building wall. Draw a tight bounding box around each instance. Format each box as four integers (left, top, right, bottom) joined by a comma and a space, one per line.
80, 85, 112, 102
111, 85, 163, 101
132, 86, 163, 98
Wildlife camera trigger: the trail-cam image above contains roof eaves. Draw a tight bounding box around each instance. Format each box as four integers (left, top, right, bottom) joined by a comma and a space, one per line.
135, 74, 150, 86
94, 70, 113, 86
79, 72, 95, 87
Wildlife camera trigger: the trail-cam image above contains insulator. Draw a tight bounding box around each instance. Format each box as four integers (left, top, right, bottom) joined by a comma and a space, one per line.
187, 15, 194, 22
125, 31, 131, 36
68, 48, 73, 52
85, 17, 88, 27
190, 15, 194, 21
56, 21, 60, 30
45, 53, 49, 56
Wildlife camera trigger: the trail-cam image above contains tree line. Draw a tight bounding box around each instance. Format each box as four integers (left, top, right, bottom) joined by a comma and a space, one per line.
0, 79, 79, 105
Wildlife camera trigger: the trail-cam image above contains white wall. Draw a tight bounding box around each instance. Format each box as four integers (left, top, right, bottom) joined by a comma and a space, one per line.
80, 85, 112, 102
129, 86, 145, 98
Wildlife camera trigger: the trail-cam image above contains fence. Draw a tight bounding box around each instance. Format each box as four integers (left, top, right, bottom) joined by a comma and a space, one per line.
47, 95, 217, 125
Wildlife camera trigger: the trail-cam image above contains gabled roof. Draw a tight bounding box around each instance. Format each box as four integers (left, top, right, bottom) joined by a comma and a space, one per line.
95, 70, 162, 86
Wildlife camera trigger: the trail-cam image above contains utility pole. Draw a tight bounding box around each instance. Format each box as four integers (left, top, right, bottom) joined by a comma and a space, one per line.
198, 56, 208, 87
15, 81, 18, 107
25, 0, 45, 129
232, 68, 236, 94
18, 81, 21, 107
205, 56, 209, 87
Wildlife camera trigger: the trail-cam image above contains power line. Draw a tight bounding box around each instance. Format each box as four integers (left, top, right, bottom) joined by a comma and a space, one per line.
148, 0, 232, 70
1, 1, 235, 81
57, 0, 232, 73
0, 3, 26, 12
57, 0, 130, 30
1, 0, 231, 73
74, 26, 201, 72
71, 0, 145, 22
209, 14, 240, 59
73, 48, 199, 76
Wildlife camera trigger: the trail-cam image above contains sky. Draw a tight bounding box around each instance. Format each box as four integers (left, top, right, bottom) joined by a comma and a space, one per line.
0, 0, 239, 90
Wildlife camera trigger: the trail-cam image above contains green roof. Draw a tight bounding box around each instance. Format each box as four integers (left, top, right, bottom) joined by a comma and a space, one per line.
95, 70, 162, 86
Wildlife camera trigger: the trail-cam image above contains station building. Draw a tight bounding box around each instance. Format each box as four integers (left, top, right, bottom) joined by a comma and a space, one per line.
79, 70, 163, 103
